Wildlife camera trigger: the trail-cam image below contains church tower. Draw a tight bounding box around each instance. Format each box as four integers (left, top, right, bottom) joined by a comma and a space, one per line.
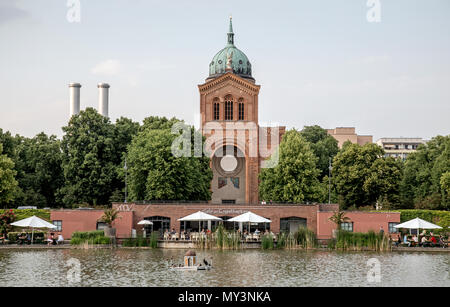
199, 17, 280, 204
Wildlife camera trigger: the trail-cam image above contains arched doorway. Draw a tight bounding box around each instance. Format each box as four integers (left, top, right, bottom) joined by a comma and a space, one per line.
280, 217, 307, 233
143, 216, 170, 237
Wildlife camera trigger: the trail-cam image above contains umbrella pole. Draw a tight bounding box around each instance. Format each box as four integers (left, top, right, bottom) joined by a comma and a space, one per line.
31, 227, 34, 245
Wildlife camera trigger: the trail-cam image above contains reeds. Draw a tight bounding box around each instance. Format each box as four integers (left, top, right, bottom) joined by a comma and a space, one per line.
70, 230, 111, 245
266, 228, 318, 250
121, 232, 159, 248
329, 230, 391, 251
194, 225, 241, 250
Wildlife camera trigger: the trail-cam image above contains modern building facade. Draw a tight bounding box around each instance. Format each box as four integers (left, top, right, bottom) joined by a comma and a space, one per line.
327, 127, 373, 148
376, 137, 426, 160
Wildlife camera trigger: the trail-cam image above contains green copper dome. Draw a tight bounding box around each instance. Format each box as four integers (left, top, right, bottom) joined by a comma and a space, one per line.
207, 18, 254, 82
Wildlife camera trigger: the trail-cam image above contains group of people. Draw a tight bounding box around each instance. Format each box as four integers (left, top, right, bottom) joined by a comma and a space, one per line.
46, 233, 64, 245
392, 231, 447, 248
0, 232, 64, 245
164, 228, 212, 241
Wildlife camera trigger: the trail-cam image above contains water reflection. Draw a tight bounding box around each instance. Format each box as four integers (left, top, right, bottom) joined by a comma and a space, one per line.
0, 249, 448, 287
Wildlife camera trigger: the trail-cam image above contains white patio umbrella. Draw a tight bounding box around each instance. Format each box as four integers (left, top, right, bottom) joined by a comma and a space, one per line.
394, 217, 442, 237
138, 220, 153, 236
227, 211, 271, 232
137, 220, 153, 225
178, 211, 222, 231
10, 215, 57, 244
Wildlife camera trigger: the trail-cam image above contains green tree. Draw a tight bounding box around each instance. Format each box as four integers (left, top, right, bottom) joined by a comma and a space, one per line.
110, 117, 140, 201
127, 117, 212, 201
60, 108, 118, 206
401, 135, 450, 210
11, 133, 64, 208
0, 144, 18, 206
259, 129, 324, 203
300, 125, 339, 178
333, 142, 402, 209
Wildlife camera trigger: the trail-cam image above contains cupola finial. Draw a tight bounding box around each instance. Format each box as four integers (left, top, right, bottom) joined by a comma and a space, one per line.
227, 16, 234, 45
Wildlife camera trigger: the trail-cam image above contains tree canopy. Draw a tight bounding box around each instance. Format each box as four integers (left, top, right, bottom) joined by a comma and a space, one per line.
259, 129, 324, 203
0, 144, 18, 206
401, 135, 450, 210
332, 142, 403, 209
127, 117, 212, 202
299, 125, 339, 178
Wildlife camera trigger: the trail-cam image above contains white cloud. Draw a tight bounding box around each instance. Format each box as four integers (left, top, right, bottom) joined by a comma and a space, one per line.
91, 59, 121, 76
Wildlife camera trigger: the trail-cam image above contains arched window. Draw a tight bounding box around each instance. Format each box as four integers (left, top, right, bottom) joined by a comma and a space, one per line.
213, 99, 220, 120
238, 98, 244, 120
225, 96, 233, 120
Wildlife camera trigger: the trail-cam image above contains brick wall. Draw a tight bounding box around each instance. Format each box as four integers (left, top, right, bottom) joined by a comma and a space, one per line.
50, 209, 134, 239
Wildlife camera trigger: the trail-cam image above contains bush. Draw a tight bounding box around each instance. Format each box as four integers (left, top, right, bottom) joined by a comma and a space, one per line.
0, 209, 50, 222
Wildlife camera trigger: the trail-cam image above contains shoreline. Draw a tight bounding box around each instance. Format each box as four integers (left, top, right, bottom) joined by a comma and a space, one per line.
0, 244, 448, 253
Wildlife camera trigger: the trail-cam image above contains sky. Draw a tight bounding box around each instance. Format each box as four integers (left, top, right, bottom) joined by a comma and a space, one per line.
0, 0, 449, 141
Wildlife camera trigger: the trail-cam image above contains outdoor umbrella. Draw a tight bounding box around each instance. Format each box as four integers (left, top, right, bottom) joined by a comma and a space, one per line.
138, 220, 153, 236
10, 215, 57, 244
137, 220, 153, 225
394, 217, 442, 237
178, 211, 222, 232
227, 211, 272, 232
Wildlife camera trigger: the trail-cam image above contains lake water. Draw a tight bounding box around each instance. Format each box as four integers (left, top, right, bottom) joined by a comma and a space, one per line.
0, 248, 448, 287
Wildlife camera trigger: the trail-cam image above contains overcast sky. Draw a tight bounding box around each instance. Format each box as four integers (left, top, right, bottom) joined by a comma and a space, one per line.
1, 0, 449, 141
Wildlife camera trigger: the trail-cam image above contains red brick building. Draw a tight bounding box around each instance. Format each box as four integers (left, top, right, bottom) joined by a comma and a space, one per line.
200, 17, 285, 204
50, 203, 400, 241
49, 19, 400, 242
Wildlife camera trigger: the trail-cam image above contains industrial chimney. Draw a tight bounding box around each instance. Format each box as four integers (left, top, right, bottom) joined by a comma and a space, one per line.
68, 82, 81, 117
97, 83, 110, 117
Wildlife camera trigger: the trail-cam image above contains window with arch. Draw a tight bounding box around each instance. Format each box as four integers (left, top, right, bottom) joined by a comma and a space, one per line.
225, 96, 233, 120
238, 98, 244, 120
213, 99, 220, 120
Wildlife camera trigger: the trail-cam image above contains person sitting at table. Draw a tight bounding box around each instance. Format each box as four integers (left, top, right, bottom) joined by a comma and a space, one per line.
395, 234, 402, 247
57, 234, 64, 245
412, 235, 418, 246
429, 233, 437, 246
438, 235, 447, 248
254, 229, 260, 235
47, 233, 55, 246
403, 234, 411, 247
420, 235, 428, 247
0, 233, 6, 244
18, 232, 27, 245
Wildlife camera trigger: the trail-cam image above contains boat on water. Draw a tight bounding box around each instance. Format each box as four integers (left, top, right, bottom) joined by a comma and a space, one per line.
169, 250, 212, 271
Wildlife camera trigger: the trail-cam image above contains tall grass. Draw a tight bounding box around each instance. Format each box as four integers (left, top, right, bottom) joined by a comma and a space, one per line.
71, 230, 111, 245
194, 225, 241, 250
122, 232, 159, 248
267, 227, 317, 250
329, 230, 391, 251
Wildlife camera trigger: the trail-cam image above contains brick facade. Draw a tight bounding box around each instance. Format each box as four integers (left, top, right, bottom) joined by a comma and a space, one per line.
50, 204, 400, 240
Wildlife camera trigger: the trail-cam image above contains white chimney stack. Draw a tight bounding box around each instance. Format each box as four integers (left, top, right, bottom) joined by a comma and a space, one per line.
68, 82, 81, 117
97, 83, 110, 117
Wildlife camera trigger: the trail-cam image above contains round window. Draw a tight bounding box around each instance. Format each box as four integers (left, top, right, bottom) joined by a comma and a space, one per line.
220, 155, 238, 172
